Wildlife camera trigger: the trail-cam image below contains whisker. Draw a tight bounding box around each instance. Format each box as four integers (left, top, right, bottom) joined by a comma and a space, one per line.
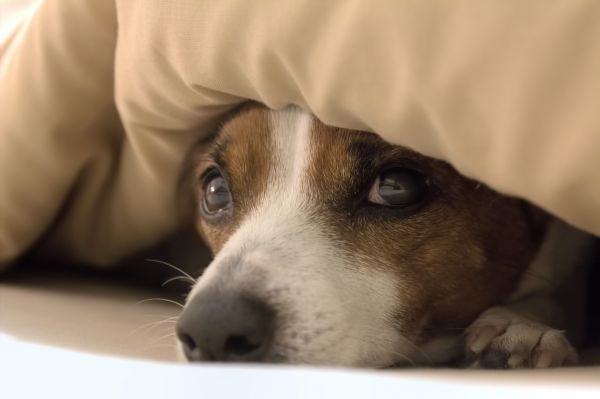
521, 270, 556, 287
135, 298, 185, 308
148, 332, 177, 346
420, 327, 468, 333
129, 317, 178, 337
342, 330, 421, 368
162, 275, 197, 287
141, 313, 181, 319
497, 263, 557, 288
397, 335, 432, 366
391, 349, 416, 367
141, 343, 179, 352
145, 258, 196, 283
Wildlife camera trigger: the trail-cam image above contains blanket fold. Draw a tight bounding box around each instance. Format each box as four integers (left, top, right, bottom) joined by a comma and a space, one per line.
1, 0, 599, 267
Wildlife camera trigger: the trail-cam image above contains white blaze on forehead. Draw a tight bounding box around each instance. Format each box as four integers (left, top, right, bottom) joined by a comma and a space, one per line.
269, 106, 313, 200
188, 106, 409, 366
191, 106, 316, 291
196, 106, 315, 288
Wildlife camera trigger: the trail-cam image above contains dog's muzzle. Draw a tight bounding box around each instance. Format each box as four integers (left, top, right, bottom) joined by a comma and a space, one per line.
176, 288, 275, 362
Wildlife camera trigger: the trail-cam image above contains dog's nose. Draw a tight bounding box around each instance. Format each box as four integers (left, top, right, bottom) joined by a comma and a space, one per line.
176, 290, 275, 362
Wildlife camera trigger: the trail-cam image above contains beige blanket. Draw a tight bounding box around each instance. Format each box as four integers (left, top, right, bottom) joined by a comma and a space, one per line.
1, 0, 599, 268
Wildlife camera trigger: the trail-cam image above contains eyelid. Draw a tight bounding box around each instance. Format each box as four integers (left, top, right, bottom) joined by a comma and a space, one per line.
199, 166, 234, 196
199, 166, 220, 184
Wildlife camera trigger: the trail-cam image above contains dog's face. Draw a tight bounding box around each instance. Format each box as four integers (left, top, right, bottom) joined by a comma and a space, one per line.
176, 105, 546, 367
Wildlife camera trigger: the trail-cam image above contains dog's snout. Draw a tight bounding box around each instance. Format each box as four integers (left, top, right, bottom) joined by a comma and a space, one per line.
177, 291, 275, 362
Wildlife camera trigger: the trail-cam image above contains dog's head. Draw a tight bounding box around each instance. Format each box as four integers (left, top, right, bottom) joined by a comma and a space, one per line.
176, 104, 546, 367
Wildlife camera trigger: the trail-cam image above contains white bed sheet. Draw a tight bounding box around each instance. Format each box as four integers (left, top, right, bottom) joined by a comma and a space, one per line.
2, 334, 600, 399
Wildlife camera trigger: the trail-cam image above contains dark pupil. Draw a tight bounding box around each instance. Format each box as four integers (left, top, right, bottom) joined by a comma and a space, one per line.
204, 176, 232, 213
378, 169, 426, 206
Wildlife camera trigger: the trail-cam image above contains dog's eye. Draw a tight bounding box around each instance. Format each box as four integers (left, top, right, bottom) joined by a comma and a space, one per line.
368, 167, 428, 207
202, 170, 233, 215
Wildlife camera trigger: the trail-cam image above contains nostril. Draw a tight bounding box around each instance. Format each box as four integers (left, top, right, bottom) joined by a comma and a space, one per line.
225, 334, 261, 357
179, 333, 197, 353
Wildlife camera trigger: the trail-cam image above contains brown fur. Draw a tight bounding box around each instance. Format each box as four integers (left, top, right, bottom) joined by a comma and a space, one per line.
187, 104, 549, 348
192, 105, 275, 252
304, 119, 550, 344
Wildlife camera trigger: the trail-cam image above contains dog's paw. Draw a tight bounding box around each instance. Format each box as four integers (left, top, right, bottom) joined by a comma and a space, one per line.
464, 307, 578, 369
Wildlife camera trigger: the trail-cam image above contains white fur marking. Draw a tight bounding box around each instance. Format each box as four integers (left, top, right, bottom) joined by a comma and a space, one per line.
270, 107, 313, 196
186, 107, 406, 366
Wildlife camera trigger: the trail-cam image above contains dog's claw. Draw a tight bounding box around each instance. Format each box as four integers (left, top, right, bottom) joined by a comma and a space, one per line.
464, 307, 578, 369
466, 325, 502, 354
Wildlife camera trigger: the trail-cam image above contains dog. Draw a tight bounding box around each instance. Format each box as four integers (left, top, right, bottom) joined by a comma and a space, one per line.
175, 103, 595, 368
